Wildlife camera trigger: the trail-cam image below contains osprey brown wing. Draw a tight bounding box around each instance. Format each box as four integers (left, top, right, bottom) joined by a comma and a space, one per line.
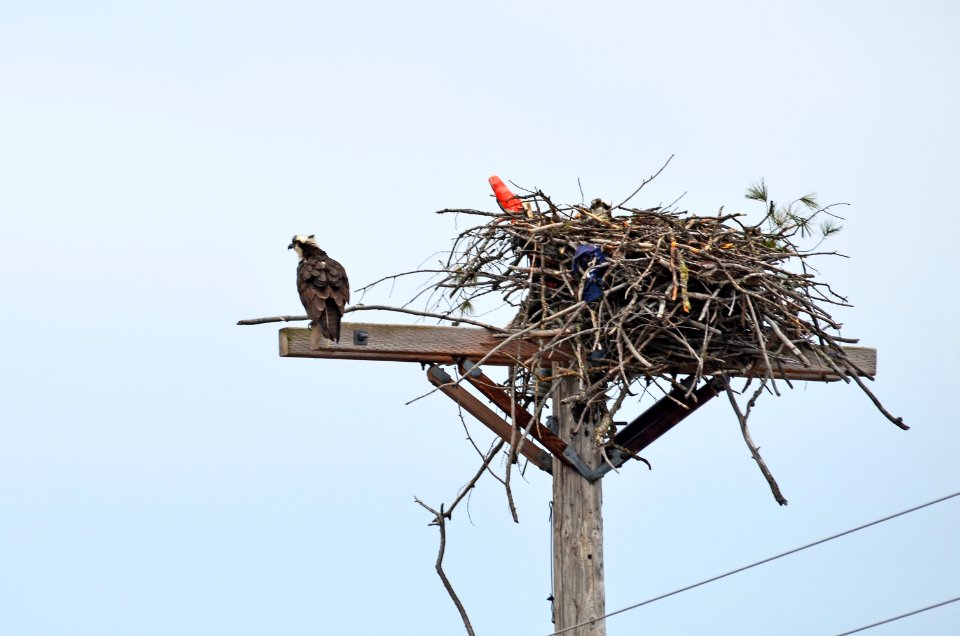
297, 254, 350, 342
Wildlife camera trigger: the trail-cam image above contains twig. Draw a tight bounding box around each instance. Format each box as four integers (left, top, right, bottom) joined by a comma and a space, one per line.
845, 367, 909, 430
237, 314, 308, 325
762, 313, 811, 367
723, 380, 788, 505
614, 155, 674, 209
414, 500, 476, 636
237, 304, 509, 332
353, 269, 451, 294
451, 439, 508, 512
412, 427, 512, 635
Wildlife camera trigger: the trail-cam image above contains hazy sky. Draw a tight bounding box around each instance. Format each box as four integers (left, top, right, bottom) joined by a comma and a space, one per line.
2, 1, 959, 634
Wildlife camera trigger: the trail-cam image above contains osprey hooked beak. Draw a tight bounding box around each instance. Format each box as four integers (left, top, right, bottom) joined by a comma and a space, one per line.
288, 234, 316, 250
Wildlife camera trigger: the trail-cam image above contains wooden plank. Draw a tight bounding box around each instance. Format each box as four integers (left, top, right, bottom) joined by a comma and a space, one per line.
279, 324, 877, 380
741, 345, 877, 382
426, 366, 553, 474
456, 362, 573, 468
280, 323, 544, 366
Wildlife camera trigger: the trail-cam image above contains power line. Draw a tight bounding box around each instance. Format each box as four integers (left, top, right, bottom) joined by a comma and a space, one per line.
832, 594, 960, 635
548, 489, 960, 635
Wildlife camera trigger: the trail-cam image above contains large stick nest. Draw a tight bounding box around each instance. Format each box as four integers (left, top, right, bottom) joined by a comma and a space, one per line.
428, 178, 905, 450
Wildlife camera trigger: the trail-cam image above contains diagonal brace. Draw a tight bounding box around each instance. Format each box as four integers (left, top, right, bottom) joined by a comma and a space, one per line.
458, 361, 613, 482
426, 366, 553, 474
457, 361, 575, 470
615, 376, 721, 454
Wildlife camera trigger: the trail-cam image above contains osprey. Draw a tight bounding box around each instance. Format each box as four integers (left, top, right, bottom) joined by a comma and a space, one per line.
288, 234, 350, 346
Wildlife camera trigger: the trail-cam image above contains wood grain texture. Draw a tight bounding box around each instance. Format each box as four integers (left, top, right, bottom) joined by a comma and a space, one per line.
279, 324, 877, 381
552, 369, 606, 635
279, 323, 543, 365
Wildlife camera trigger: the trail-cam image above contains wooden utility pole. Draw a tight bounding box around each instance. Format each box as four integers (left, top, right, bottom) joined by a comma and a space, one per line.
551, 369, 606, 635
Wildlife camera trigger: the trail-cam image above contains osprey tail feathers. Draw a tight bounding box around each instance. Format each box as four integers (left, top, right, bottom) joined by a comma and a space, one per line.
308, 306, 342, 349
321, 304, 342, 343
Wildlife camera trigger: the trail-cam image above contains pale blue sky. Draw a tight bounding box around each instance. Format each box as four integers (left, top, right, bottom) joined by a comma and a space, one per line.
1, 1, 959, 634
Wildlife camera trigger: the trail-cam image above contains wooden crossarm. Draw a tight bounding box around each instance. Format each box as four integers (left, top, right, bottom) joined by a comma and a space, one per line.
280, 323, 545, 366
279, 324, 877, 381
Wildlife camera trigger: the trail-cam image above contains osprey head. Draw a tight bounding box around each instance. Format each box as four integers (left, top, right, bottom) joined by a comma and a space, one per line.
288, 234, 318, 259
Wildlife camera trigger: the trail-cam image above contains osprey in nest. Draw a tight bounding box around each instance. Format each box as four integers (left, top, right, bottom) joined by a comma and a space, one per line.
289, 234, 350, 347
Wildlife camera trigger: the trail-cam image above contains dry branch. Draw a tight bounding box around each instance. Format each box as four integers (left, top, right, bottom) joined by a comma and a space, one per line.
414, 500, 476, 636
723, 379, 788, 505
412, 433, 512, 636
237, 304, 508, 331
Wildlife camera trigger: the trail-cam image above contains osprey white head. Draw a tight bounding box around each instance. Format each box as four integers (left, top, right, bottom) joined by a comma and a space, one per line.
288, 234, 318, 259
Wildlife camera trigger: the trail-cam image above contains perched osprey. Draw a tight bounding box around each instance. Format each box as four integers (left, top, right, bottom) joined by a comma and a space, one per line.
288, 234, 350, 347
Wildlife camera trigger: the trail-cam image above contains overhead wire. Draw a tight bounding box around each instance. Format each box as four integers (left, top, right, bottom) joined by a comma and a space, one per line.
547, 489, 960, 635
831, 594, 960, 635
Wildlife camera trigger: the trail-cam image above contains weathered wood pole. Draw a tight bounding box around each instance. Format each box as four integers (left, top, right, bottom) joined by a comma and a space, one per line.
551, 366, 606, 635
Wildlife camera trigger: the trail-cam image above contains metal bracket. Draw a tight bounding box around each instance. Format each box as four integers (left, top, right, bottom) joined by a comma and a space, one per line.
353, 329, 369, 345
547, 416, 611, 481
534, 449, 554, 470
546, 415, 560, 435
429, 365, 453, 383
560, 446, 633, 482
561, 447, 592, 478
460, 359, 483, 378
586, 448, 630, 481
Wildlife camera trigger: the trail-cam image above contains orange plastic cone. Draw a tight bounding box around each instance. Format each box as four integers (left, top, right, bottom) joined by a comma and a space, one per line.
488, 175, 524, 213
